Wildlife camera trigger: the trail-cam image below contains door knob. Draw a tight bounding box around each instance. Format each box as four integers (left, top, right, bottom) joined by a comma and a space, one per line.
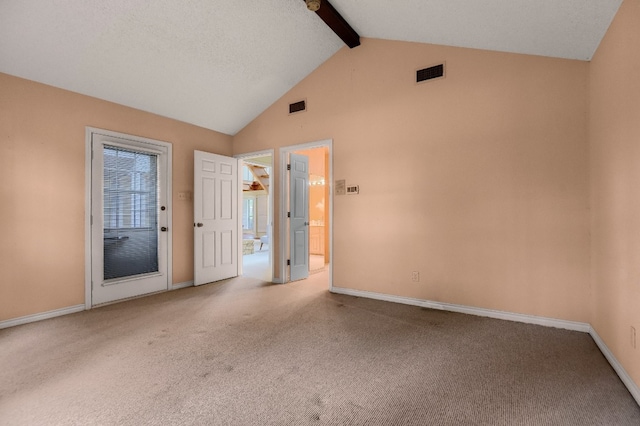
161, 227, 168, 232
196, 223, 204, 227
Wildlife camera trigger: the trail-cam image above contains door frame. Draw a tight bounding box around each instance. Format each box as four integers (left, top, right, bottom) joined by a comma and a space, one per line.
279, 139, 333, 288
84, 127, 173, 309
235, 149, 274, 282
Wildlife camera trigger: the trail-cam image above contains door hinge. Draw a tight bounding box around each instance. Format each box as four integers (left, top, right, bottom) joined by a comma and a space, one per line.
287, 259, 291, 266
287, 164, 291, 171
287, 212, 290, 218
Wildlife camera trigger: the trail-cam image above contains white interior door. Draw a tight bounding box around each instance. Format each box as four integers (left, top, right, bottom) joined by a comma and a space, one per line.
90, 132, 170, 305
194, 150, 238, 286
256, 195, 268, 235
289, 153, 309, 282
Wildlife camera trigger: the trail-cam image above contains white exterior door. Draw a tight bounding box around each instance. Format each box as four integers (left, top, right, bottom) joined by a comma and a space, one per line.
289, 153, 309, 282
90, 132, 170, 305
194, 151, 238, 286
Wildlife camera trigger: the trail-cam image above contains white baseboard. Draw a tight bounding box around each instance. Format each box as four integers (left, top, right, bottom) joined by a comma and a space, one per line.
590, 327, 640, 405
172, 281, 194, 290
0, 305, 85, 330
331, 287, 590, 332
331, 286, 640, 405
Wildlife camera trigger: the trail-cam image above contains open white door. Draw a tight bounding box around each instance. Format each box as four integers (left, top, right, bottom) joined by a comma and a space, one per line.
289, 153, 309, 282
194, 151, 238, 286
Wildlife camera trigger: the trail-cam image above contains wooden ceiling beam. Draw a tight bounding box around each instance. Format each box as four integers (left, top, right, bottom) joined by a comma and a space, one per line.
306, 0, 360, 49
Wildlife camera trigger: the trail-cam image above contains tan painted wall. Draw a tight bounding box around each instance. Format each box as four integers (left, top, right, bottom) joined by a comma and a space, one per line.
233, 38, 591, 322
589, 0, 640, 389
0, 73, 232, 321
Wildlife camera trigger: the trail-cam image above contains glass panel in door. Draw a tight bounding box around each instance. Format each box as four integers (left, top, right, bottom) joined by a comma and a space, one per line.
103, 146, 159, 281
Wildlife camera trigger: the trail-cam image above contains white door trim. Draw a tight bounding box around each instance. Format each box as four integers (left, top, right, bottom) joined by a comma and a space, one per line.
84, 127, 173, 309
279, 140, 333, 288
235, 149, 275, 282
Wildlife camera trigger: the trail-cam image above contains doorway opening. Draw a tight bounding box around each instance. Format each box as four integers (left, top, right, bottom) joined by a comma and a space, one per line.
280, 140, 333, 289
236, 150, 274, 282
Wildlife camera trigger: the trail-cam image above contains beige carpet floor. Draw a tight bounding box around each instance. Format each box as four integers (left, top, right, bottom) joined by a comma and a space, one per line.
242, 244, 272, 281
242, 243, 326, 281
1, 271, 639, 425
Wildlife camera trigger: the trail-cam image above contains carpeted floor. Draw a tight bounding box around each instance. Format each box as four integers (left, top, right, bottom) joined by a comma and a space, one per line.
242, 245, 272, 281
1, 271, 639, 425
242, 244, 325, 282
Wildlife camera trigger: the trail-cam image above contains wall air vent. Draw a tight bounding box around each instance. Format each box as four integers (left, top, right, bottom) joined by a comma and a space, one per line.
416, 63, 445, 83
289, 100, 306, 114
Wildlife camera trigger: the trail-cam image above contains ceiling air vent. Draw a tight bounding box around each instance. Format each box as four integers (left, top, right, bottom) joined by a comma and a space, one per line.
416, 63, 445, 83
289, 100, 306, 114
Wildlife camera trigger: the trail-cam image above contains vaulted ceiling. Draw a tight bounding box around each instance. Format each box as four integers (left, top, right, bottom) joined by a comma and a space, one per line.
0, 0, 622, 136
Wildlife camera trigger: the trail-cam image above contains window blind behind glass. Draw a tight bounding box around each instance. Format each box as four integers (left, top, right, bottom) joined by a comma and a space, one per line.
103, 146, 159, 280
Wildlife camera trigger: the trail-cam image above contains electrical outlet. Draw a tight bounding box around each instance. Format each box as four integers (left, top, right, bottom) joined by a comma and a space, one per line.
346, 185, 359, 195
178, 191, 192, 201
412, 271, 420, 282
632, 326, 636, 349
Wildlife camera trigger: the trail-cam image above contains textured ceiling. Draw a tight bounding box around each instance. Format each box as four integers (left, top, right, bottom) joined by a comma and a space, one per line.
333, 0, 623, 61
0, 0, 622, 135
